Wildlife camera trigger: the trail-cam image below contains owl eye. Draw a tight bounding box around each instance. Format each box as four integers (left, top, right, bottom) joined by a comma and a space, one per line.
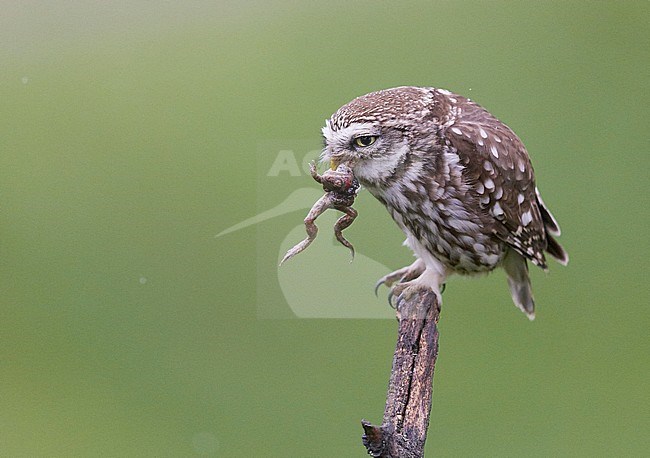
353, 135, 378, 147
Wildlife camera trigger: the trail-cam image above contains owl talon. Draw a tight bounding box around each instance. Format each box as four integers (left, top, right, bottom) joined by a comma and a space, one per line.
387, 289, 407, 310
387, 281, 412, 309
388, 280, 442, 319
394, 291, 410, 311
375, 259, 426, 296
376, 273, 403, 296
387, 289, 396, 308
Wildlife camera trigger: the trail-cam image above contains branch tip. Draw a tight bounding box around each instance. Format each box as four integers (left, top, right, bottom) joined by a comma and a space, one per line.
361, 420, 385, 457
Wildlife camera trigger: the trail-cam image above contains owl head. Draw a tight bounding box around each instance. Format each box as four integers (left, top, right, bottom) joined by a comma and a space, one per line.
320, 86, 440, 186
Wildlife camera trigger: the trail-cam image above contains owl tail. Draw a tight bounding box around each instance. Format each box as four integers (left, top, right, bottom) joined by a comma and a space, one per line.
535, 187, 569, 266
503, 248, 535, 320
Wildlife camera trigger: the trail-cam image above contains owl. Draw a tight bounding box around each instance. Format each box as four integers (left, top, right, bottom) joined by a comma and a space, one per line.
321, 86, 568, 319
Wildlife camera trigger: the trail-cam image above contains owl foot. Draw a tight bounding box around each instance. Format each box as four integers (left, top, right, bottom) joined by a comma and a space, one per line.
388, 281, 441, 319
387, 268, 444, 313
374, 258, 426, 296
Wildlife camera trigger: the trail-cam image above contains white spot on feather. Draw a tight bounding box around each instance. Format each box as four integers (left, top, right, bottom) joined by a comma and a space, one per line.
459, 235, 475, 246
403, 180, 417, 192
479, 128, 488, 139
478, 138, 484, 146
517, 160, 526, 173
451, 127, 462, 135
484, 177, 495, 190
517, 193, 525, 204
490, 145, 499, 158
521, 210, 533, 226
420, 200, 433, 218
449, 218, 480, 232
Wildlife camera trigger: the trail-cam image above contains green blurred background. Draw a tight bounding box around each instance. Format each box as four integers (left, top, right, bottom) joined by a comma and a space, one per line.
1, 1, 648, 456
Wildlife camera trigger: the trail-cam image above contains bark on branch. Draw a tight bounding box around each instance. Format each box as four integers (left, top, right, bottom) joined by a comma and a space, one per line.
362, 289, 441, 458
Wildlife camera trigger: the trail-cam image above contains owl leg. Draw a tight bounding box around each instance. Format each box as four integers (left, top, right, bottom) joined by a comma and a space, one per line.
374, 258, 426, 295
388, 267, 445, 314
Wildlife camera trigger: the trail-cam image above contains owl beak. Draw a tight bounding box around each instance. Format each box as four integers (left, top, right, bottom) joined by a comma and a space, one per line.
330, 159, 340, 170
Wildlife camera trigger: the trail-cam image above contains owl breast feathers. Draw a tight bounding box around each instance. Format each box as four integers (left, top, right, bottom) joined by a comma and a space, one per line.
321, 86, 568, 319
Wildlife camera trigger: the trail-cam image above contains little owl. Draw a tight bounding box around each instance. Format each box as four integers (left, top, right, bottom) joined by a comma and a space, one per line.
321, 86, 568, 319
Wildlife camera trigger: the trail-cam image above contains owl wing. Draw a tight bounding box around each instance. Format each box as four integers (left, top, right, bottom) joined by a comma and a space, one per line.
438, 94, 548, 268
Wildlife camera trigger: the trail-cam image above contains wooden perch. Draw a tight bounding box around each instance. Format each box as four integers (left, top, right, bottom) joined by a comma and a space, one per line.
362, 289, 441, 458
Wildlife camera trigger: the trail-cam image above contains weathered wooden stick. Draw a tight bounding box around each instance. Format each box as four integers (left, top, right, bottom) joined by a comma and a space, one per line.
362, 289, 441, 458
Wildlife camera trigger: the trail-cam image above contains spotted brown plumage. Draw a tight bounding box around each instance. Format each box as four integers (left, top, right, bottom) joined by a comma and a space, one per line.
321, 86, 568, 319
